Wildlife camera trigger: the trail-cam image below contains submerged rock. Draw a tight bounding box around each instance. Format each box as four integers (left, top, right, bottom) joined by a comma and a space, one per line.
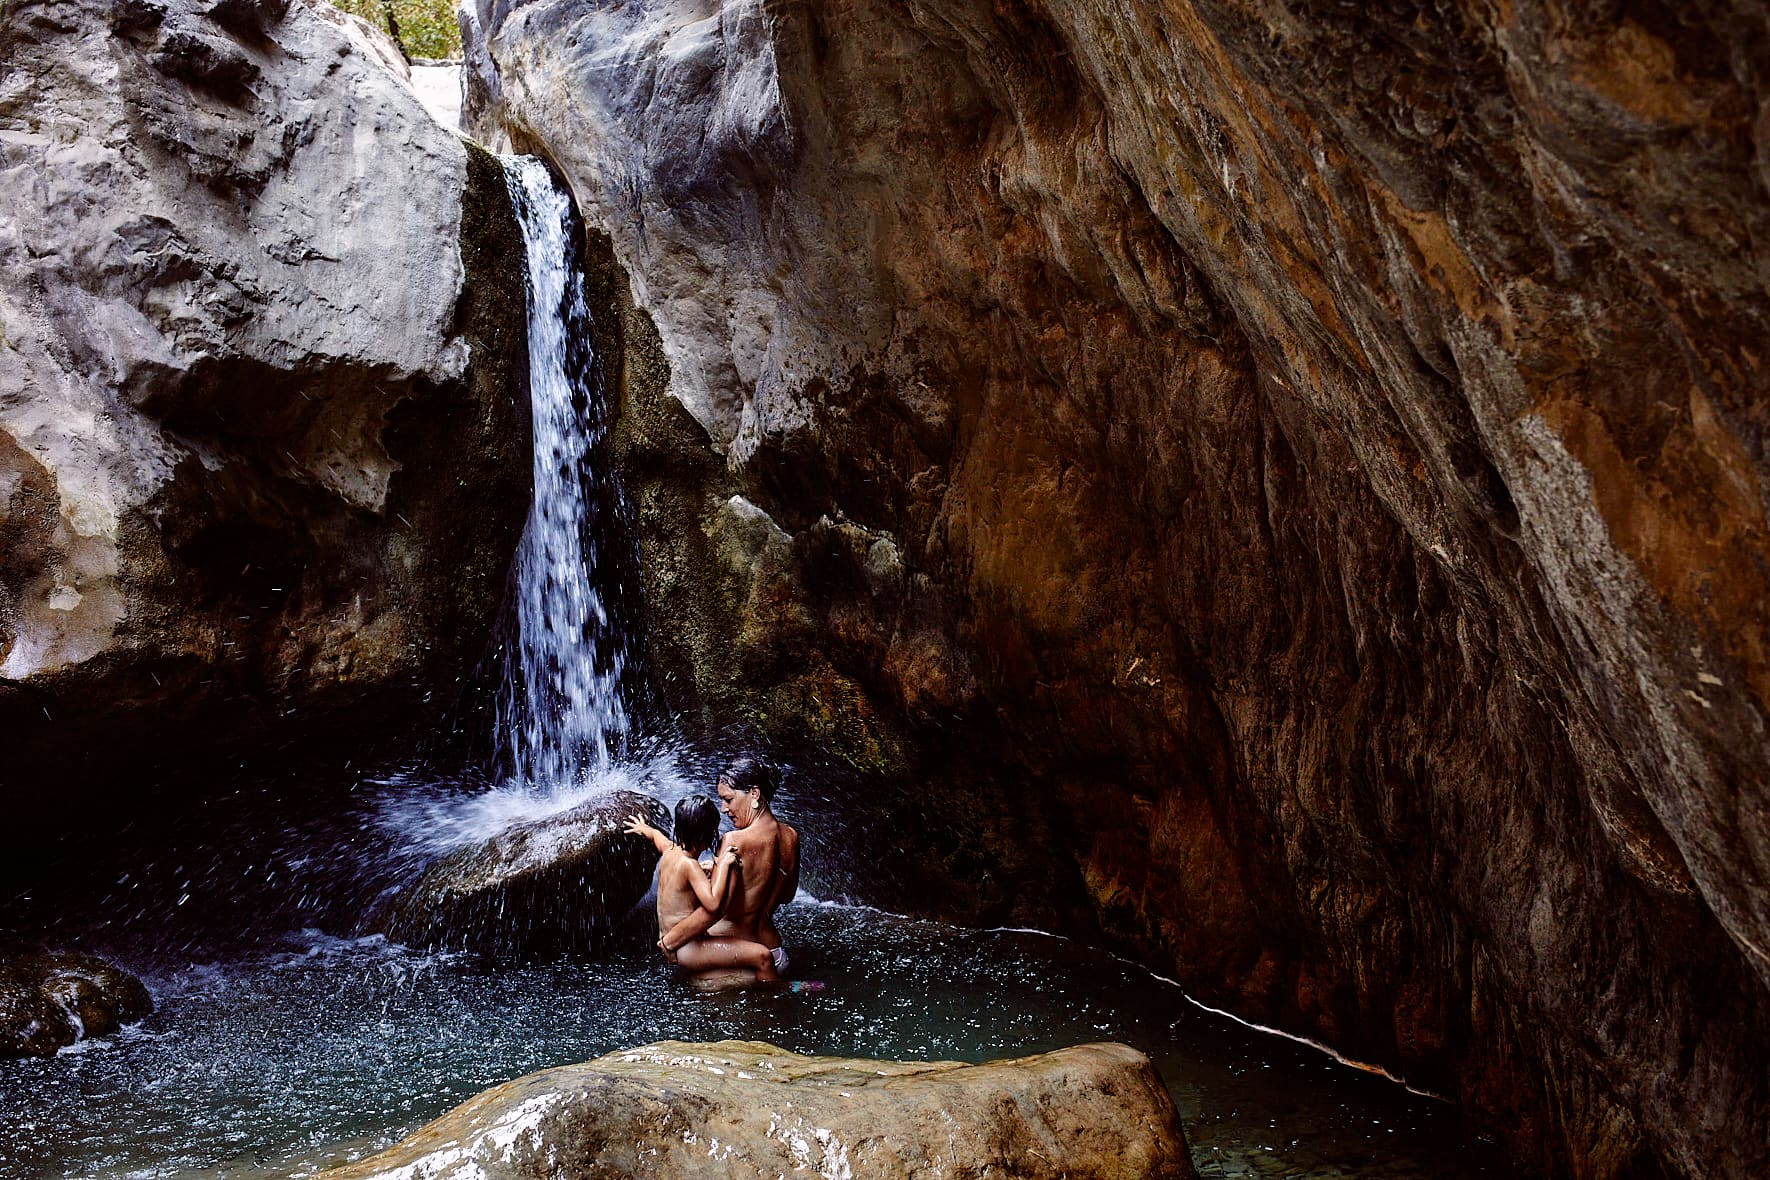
0, 951, 151, 1058
319, 1039, 1195, 1179
0, 0, 530, 811
464, 1, 1770, 1175
371, 791, 666, 960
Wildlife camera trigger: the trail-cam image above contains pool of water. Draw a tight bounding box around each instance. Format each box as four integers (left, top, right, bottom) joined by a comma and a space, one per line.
2, 898, 1502, 1179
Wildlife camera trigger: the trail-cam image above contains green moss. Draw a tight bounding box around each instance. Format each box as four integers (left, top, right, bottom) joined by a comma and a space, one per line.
330, 0, 461, 60
751, 663, 909, 778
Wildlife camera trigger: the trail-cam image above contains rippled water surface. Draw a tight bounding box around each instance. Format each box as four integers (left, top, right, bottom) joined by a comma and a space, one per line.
3, 899, 1502, 1179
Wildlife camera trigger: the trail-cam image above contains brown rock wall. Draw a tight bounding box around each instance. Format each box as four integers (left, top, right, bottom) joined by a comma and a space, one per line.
467, 1, 1770, 1175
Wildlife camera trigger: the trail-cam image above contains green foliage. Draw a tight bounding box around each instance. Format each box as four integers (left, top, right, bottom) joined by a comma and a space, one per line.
329, 0, 462, 61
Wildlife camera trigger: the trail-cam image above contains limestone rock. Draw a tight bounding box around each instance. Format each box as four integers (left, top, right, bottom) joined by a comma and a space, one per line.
319, 1039, 1196, 1179
0, 950, 151, 1058
465, 1, 1770, 1175
371, 791, 666, 959
302, 0, 412, 82
0, 0, 530, 807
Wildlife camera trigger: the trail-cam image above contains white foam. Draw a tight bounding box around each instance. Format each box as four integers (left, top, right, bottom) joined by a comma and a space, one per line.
788, 892, 890, 917
374, 751, 704, 855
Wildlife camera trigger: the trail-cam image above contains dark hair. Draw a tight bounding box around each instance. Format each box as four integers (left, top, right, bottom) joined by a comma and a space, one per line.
672, 795, 720, 854
719, 756, 776, 802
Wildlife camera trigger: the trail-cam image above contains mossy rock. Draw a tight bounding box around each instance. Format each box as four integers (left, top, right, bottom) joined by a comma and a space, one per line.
0, 951, 152, 1058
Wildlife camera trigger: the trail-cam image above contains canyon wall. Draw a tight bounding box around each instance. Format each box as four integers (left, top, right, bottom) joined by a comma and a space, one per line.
465, 0, 1770, 1175
0, 0, 530, 807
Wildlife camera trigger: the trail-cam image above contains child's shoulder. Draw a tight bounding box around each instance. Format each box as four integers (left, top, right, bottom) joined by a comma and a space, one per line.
658, 846, 704, 876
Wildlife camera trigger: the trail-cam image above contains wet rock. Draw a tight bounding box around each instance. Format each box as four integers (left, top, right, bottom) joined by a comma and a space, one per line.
372, 791, 666, 960
466, 1, 1770, 1176
0, 951, 152, 1058
0, 0, 530, 812
319, 1039, 1195, 1179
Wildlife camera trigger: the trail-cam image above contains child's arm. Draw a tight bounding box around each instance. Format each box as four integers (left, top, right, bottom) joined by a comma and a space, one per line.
659, 841, 740, 952
661, 904, 716, 952
624, 814, 671, 854
685, 842, 740, 913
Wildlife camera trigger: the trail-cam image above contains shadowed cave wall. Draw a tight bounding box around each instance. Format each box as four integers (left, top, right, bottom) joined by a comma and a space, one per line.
464, 0, 1770, 1175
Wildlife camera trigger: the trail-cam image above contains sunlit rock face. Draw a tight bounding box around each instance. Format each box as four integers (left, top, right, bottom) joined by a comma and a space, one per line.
320, 1039, 1195, 1180
465, 0, 1770, 1175
0, 0, 529, 799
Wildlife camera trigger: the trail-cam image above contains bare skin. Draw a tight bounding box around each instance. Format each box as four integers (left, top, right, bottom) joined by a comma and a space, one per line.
660, 779, 800, 958
623, 814, 778, 981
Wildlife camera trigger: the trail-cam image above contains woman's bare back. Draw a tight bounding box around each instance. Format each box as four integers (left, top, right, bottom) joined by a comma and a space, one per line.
708, 815, 799, 947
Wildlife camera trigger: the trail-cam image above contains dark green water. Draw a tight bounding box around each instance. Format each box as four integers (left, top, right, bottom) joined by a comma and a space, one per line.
2, 899, 1502, 1179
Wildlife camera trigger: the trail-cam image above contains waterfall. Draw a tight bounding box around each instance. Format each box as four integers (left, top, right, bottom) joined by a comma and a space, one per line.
496, 156, 630, 790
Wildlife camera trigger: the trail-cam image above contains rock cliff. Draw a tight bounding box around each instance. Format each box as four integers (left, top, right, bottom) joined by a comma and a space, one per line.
464, 0, 1770, 1175
0, 0, 530, 810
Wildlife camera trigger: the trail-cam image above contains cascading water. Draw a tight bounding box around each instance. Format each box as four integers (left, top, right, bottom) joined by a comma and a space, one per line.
496, 157, 630, 791
358, 155, 688, 921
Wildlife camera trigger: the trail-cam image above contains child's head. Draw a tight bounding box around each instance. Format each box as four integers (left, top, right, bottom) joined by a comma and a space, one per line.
672, 794, 720, 856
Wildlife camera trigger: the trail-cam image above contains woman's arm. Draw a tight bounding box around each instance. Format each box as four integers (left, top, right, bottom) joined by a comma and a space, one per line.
660, 905, 716, 952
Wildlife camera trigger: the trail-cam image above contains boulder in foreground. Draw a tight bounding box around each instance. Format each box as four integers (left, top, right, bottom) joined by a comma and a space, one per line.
0, 951, 151, 1058
321, 1038, 1195, 1179
370, 790, 666, 960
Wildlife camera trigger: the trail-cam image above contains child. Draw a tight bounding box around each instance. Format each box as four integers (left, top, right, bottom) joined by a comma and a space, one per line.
625, 797, 779, 982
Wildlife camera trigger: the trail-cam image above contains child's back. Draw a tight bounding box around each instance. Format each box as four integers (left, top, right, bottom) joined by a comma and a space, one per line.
653, 843, 724, 936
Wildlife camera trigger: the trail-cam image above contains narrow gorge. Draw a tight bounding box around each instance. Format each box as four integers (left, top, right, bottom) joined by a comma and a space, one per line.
3, 1, 1768, 1178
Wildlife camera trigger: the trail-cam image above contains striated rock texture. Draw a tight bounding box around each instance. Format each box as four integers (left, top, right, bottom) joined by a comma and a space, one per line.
467, 1, 1770, 1176
0, 0, 529, 812
0, 950, 151, 1058
319, 1039, 1195, 1180
370, 790, 666, 959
